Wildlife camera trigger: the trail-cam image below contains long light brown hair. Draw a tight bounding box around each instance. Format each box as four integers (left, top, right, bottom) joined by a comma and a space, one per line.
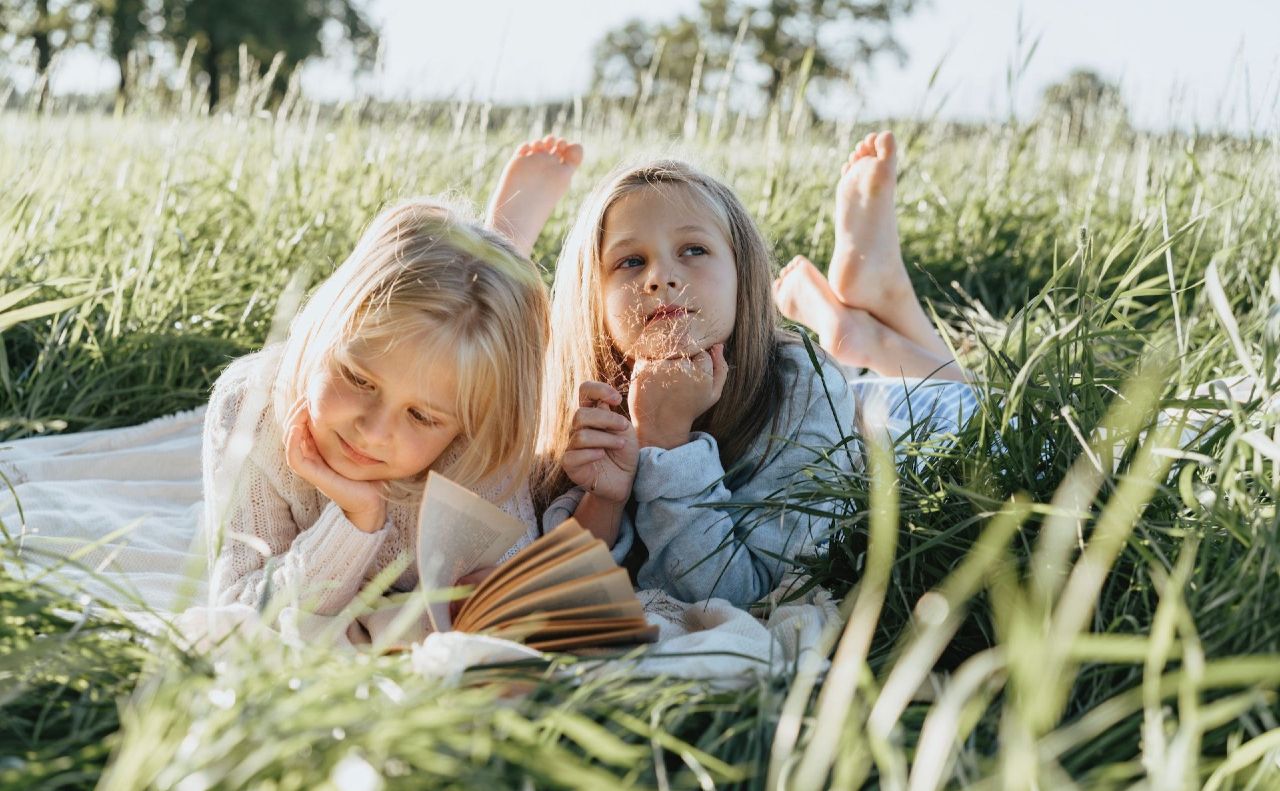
274, 197, 548, 502
534, 160, 793, 509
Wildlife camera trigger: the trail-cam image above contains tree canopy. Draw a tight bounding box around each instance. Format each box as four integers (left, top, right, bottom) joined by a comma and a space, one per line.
0, 0, 378, 108
0, 0, 97, 106
592, 0, 921, 107
1038, 68, 1130, 141
161, 0, 377, 108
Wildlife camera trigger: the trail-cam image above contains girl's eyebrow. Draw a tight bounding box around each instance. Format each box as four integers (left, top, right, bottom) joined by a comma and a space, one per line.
602, 236, 639, 253
603, 225, 714, 254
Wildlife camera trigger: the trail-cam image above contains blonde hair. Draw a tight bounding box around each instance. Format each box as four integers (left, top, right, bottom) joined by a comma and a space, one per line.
275, 197, 547, 501
534, 159, 793, 508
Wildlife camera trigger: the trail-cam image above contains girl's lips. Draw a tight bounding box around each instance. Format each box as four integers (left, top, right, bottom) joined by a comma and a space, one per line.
338, 434, 381, 465
645, 305, 689, 325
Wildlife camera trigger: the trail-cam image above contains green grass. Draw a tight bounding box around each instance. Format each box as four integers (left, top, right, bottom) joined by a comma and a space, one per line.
2, 78, 1280, 789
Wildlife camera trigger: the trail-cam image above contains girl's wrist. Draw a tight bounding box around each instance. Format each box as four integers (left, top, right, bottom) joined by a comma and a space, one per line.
635, 420, 693, 450
583, 487, 628, 507
574, 492, 625, 547
344, 503, 386, 534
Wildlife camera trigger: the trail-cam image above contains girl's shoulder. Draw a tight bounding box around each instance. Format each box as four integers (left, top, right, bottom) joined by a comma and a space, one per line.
205, 345, 286, 448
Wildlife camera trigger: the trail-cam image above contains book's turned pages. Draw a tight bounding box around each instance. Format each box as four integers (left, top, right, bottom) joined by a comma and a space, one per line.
416, 472, 658, 651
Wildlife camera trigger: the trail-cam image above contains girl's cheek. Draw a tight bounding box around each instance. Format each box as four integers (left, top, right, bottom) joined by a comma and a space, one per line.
603, 297, 637, 343
705, 308, 736, 346
307, 375, 348, 421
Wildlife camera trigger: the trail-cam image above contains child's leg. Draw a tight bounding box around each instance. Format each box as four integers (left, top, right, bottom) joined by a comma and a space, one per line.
828, 131, 952, 360
774, 255, 966, 381
485, 135, 583, 258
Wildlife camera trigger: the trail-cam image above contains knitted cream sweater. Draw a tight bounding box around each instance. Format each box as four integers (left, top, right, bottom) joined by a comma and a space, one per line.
202, 348, 537, 616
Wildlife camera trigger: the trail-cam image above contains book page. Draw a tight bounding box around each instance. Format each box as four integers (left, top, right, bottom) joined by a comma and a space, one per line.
417, 471, 531, 632
455, 541, 616, 631
528, 624, 661, 652
497, 601, 645, 625
461, 522, 593, 618
493, 616, 651, 640
475, 567, 638, 629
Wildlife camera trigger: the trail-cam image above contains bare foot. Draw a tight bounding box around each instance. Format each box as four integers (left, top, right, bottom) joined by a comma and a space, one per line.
485, 135, 584, 258
829, 131, 910, 309
773, 255, 883, 369
828, 131, 951, 358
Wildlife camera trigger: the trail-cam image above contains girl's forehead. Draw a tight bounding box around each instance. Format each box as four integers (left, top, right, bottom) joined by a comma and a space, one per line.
343, 327, 453, 375
604, 182, 726, 231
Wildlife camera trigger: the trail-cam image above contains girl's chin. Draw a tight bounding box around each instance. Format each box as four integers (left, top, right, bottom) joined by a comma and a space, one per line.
629, 334, 704, 360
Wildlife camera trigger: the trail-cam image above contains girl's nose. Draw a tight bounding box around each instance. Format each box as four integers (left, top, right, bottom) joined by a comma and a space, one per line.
644, 260, 680, 292
357, 405, 395, 446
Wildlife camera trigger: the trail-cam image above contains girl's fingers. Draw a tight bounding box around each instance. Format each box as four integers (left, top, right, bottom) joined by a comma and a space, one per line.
578, 380, 622, 407
571, 405, 631, 432
563, 448, 606, 469
287, 396, 310, 424
709, 343, 728, 398
284, 425, 301, 463
284, 427, 314, 478
287, 429, 317, 472
568, 428, 627, 450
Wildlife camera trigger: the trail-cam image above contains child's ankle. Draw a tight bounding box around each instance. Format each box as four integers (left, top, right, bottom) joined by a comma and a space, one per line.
821, 305, 885, 369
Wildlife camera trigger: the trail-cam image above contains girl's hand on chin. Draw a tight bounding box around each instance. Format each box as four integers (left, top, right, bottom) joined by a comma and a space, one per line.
564, 381, 639, 503
284, 399, 387, 533
629, 343, 727, 449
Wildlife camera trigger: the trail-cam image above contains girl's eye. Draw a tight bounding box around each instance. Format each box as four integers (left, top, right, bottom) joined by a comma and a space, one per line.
681, 245, 708, 257
341, 365, 373, 390
616, 255, 644, 270
409, 408, 438, 428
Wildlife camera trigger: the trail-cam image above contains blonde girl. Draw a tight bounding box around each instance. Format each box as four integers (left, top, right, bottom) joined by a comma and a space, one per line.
206, 137, 582, 615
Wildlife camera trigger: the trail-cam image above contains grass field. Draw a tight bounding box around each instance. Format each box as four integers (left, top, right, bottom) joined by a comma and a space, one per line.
2, 78, 1280, 789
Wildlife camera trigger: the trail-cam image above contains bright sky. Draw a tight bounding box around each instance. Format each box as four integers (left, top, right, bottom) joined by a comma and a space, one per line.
23, 0, 1280, 133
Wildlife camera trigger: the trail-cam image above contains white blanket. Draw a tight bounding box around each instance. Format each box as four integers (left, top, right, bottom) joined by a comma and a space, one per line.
0, 409, 837, 682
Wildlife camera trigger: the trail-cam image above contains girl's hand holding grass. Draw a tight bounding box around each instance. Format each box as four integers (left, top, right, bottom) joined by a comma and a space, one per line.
284, 399, 387, 534
564, 382, 639, 503
629, 343, 727, 450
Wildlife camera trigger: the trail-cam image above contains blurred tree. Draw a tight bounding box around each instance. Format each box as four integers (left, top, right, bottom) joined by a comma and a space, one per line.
92, 0, 151, 105
1039, 69, 1130, 142
0, 0, 96, 108
592, 0, 920, 106
159, 0, 378, 109
590, 16, 702, 100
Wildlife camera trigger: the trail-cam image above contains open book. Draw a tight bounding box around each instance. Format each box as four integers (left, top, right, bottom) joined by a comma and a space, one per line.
414, 472, 658, 651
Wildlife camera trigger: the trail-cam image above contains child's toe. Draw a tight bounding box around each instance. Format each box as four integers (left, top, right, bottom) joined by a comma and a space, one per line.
875, 131, 896, 160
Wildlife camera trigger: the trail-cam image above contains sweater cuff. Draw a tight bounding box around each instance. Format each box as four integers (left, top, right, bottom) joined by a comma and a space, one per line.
610, 518, 635, 564
290, 501, 388, 586
633, 432, 724, 502
542, 486, 586, 533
